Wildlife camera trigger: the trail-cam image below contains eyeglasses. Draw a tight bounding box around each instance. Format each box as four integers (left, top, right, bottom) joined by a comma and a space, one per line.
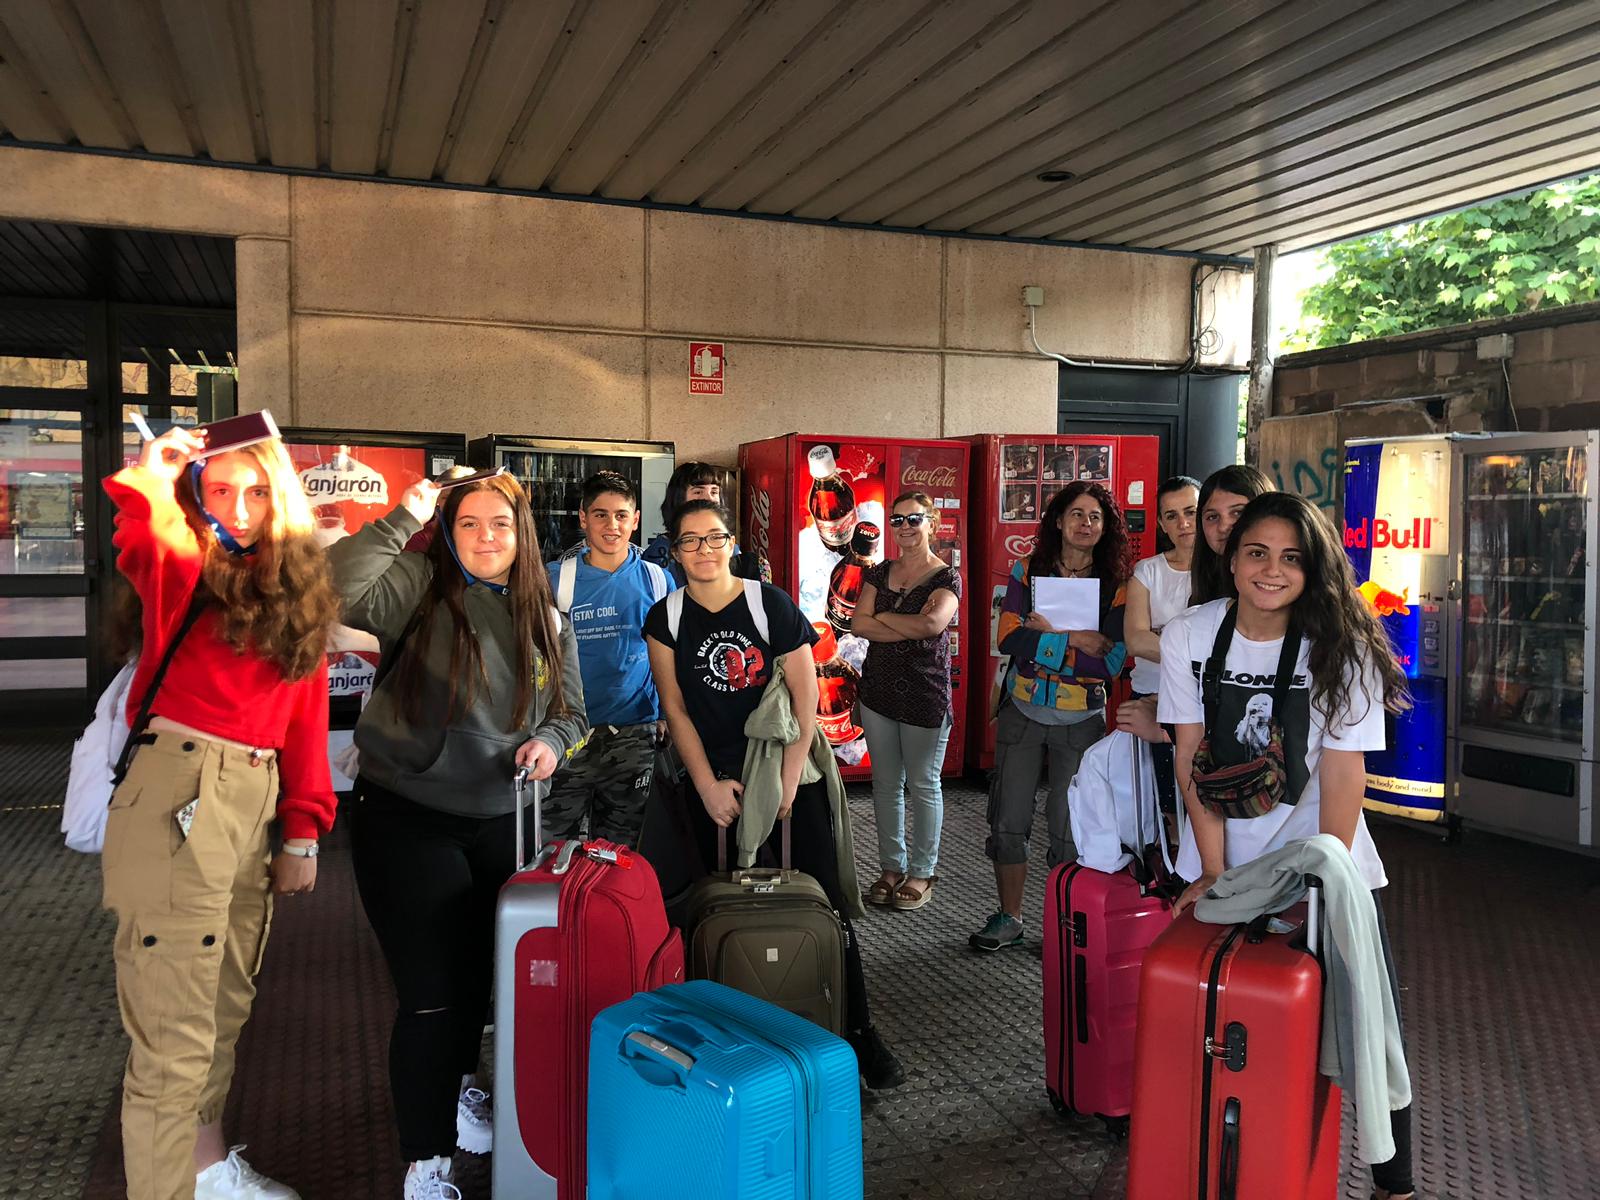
887, 513, 929, 528
674, 531, 734, 552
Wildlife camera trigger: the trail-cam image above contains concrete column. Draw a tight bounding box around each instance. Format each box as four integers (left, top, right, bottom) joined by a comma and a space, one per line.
1245, 243, 1277, 466
235, 236, 293, 421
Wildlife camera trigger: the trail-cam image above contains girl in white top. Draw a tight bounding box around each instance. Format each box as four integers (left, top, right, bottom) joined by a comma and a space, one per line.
1125, 476, 1199, 697
1157, 490, 1414, 1200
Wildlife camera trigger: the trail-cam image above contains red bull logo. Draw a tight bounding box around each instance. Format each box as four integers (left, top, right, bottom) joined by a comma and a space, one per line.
1359, 580, 1411, 617
1344, 517, 1433, 551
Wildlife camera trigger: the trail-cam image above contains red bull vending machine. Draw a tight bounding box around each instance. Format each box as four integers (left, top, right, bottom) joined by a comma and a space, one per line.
739, 433, 971, 781
1344, 432, 1599, 852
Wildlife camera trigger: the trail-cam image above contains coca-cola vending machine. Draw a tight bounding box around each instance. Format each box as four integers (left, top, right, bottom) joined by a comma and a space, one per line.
963, 433, 1161, 771
740, 434, 971, 780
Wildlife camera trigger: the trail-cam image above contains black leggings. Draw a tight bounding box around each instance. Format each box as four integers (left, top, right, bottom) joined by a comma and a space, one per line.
350, 778, 513, 1162
686, 777, 872, 1033
1370, 891, 1414, 1196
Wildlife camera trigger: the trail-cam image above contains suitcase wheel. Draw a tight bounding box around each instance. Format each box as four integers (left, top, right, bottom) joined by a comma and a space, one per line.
1100, 1114, 1129, 1142
1046, 1088, 1070, 1117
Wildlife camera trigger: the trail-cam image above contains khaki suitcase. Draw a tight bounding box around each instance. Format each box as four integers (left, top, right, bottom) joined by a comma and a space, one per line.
683, 821, 847, 1034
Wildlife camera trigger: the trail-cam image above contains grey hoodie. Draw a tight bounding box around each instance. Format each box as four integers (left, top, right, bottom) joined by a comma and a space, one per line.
329, 506, 588, 817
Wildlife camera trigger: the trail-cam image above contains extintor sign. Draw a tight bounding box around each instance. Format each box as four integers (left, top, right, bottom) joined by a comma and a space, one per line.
690, 342, 724, 394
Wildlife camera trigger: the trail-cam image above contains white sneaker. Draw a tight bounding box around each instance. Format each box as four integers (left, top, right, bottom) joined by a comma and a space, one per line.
194, 1146, 300, 1200
403, 1156, 461, 1200
456, 1084, 493, 1154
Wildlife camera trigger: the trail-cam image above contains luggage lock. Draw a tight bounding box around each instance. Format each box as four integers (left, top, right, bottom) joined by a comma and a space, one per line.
1203, 1021, 1248, 1072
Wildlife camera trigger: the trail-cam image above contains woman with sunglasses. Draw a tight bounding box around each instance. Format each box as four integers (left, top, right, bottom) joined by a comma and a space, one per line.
849, 491, 960, 912
644, 500, 904, 1089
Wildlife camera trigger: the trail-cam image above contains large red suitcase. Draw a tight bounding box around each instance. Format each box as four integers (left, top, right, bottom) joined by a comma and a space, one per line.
1126, 894, 1340, 1200
491, 769, 684, 1200
1044, 861, 1173, 1133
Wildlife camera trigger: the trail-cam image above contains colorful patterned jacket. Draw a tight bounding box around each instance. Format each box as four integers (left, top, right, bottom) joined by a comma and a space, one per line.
997, 557, 1128, 714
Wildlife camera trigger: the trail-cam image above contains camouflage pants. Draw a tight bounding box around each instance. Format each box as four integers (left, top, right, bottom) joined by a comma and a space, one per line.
543, 722, 657, 848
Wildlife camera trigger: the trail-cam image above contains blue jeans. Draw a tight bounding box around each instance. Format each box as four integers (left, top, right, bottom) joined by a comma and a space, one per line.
860, 704, 951, 878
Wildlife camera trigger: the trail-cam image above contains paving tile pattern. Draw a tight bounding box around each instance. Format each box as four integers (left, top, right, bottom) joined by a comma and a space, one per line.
0, 735, 1596, 1199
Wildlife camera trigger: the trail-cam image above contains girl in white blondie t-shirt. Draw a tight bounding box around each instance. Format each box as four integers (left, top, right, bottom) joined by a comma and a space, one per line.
1157, 490, 1416, 1200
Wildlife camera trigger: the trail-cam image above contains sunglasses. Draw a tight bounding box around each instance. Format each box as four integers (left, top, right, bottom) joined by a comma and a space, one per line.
887, 513, 930, 528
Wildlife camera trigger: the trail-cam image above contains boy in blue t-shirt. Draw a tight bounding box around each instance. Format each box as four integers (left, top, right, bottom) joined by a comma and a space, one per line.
545, 471, 674, 847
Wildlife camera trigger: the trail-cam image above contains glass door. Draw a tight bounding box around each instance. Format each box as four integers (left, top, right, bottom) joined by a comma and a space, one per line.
1459, 442, 1589, 744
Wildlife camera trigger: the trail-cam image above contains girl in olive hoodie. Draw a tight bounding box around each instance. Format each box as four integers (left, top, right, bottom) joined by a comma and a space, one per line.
328, 473, 586, 1200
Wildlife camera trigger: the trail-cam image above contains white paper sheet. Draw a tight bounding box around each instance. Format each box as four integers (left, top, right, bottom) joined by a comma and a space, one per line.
1031, 576, 1100, 632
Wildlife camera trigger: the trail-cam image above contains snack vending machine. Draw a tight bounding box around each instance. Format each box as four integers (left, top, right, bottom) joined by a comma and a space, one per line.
1347, 431, 1599, 852
469, 435, 675, 557
281, 427, 467, 790
963, 433, 1161, 772
739, 434, 971, 780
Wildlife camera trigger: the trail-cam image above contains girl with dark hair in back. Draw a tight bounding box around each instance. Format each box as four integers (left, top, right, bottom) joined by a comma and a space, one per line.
329, 473, 588, 1200
970, 481, 1131, 952
1159, 491, 1413, 1200
641, 460, 768, 584
1190, 464, 1275, 605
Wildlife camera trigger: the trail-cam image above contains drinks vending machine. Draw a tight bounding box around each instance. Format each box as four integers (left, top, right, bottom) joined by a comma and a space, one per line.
739, 434, 971, 779
281, 426, 467, 789
1345, 431, 1599, 852
963, 433, 1161, 771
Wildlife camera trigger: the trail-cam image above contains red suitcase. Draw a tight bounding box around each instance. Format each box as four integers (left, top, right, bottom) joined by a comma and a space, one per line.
1044, 861, 1174, 1133
1126, 887, 1340, 1200
491, 768, 684, 1200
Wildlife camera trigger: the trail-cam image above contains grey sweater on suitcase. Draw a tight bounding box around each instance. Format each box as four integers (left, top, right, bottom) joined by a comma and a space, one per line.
328, 506, 588, 817
1194, 834, 1411, 1165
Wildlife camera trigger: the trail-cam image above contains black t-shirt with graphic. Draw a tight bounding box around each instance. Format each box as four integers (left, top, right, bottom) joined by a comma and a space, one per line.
644, 583, 817, 777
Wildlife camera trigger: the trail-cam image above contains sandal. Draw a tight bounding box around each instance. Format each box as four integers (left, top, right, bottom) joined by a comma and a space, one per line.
891, 877, 937, 911
865, 872, 904, 906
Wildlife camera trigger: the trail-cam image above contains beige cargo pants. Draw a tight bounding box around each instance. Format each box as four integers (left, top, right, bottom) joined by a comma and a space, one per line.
102, 730, 278, 1200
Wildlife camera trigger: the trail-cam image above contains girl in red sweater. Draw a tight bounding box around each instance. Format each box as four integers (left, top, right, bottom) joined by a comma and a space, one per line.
103, 424, 340, 1200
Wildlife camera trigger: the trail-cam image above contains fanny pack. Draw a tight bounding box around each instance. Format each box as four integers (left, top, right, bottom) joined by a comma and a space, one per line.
1189, 603, 1301, 821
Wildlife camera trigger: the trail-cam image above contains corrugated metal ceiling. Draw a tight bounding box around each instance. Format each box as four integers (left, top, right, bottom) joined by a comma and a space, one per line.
1, 0, 1598, 256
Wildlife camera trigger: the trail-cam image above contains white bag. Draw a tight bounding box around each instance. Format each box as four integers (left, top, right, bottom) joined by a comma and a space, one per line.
1067, 729, 1166, 875
62, 661, 138, 854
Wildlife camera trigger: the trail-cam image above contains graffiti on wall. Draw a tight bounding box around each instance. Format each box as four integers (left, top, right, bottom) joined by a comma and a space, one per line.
1268, 446, 1341, 513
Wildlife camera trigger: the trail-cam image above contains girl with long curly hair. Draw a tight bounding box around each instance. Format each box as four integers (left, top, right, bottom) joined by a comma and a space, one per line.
1158, 491, 1414, 1200
328, 471, 587, 1200
102, 424, 341, 1200
970, 481, 1132, 952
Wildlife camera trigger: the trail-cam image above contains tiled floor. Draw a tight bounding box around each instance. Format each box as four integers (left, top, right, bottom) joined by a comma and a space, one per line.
2, 734, 1597, 1199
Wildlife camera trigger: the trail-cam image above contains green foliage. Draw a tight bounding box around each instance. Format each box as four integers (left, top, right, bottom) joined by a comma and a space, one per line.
1285, 175, 1600, 350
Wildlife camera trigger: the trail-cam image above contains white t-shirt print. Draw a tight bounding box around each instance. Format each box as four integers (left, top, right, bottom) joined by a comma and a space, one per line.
1157, 598, 1390, 890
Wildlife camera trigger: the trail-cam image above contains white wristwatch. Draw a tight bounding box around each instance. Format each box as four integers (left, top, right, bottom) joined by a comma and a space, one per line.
280, 842, 319, 859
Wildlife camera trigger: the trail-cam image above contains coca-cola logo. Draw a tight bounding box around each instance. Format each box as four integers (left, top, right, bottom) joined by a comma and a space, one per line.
903, 464, 958, 489
1004, 533, 1037, 559
749, 486, 771, 564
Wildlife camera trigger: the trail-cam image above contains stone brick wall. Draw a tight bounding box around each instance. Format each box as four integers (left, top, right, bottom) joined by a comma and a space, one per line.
1272, 301, 1600, 435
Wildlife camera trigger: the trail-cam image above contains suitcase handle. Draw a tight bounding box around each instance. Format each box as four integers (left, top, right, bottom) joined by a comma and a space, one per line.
513, 766, 557, 873
623, 1030, 698, 1081
714, 813, 792, 877
1219, 1097, 1241, 1200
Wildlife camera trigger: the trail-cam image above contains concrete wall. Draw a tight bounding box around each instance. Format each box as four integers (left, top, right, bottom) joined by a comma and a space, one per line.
1, 146, 1252, 461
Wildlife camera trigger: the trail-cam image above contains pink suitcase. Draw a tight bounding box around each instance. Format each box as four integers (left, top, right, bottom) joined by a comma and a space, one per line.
1044, 860, 1174, 1133
492, 768, 684, 1199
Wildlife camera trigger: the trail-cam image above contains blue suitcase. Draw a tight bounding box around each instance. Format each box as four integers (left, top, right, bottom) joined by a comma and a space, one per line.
587, 980, 863, 1200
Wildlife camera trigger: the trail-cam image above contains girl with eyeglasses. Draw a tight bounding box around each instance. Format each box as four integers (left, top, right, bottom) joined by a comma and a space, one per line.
644, 500, 904, 1090
849, 491, 961, 912
971, 482, 1131, 953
